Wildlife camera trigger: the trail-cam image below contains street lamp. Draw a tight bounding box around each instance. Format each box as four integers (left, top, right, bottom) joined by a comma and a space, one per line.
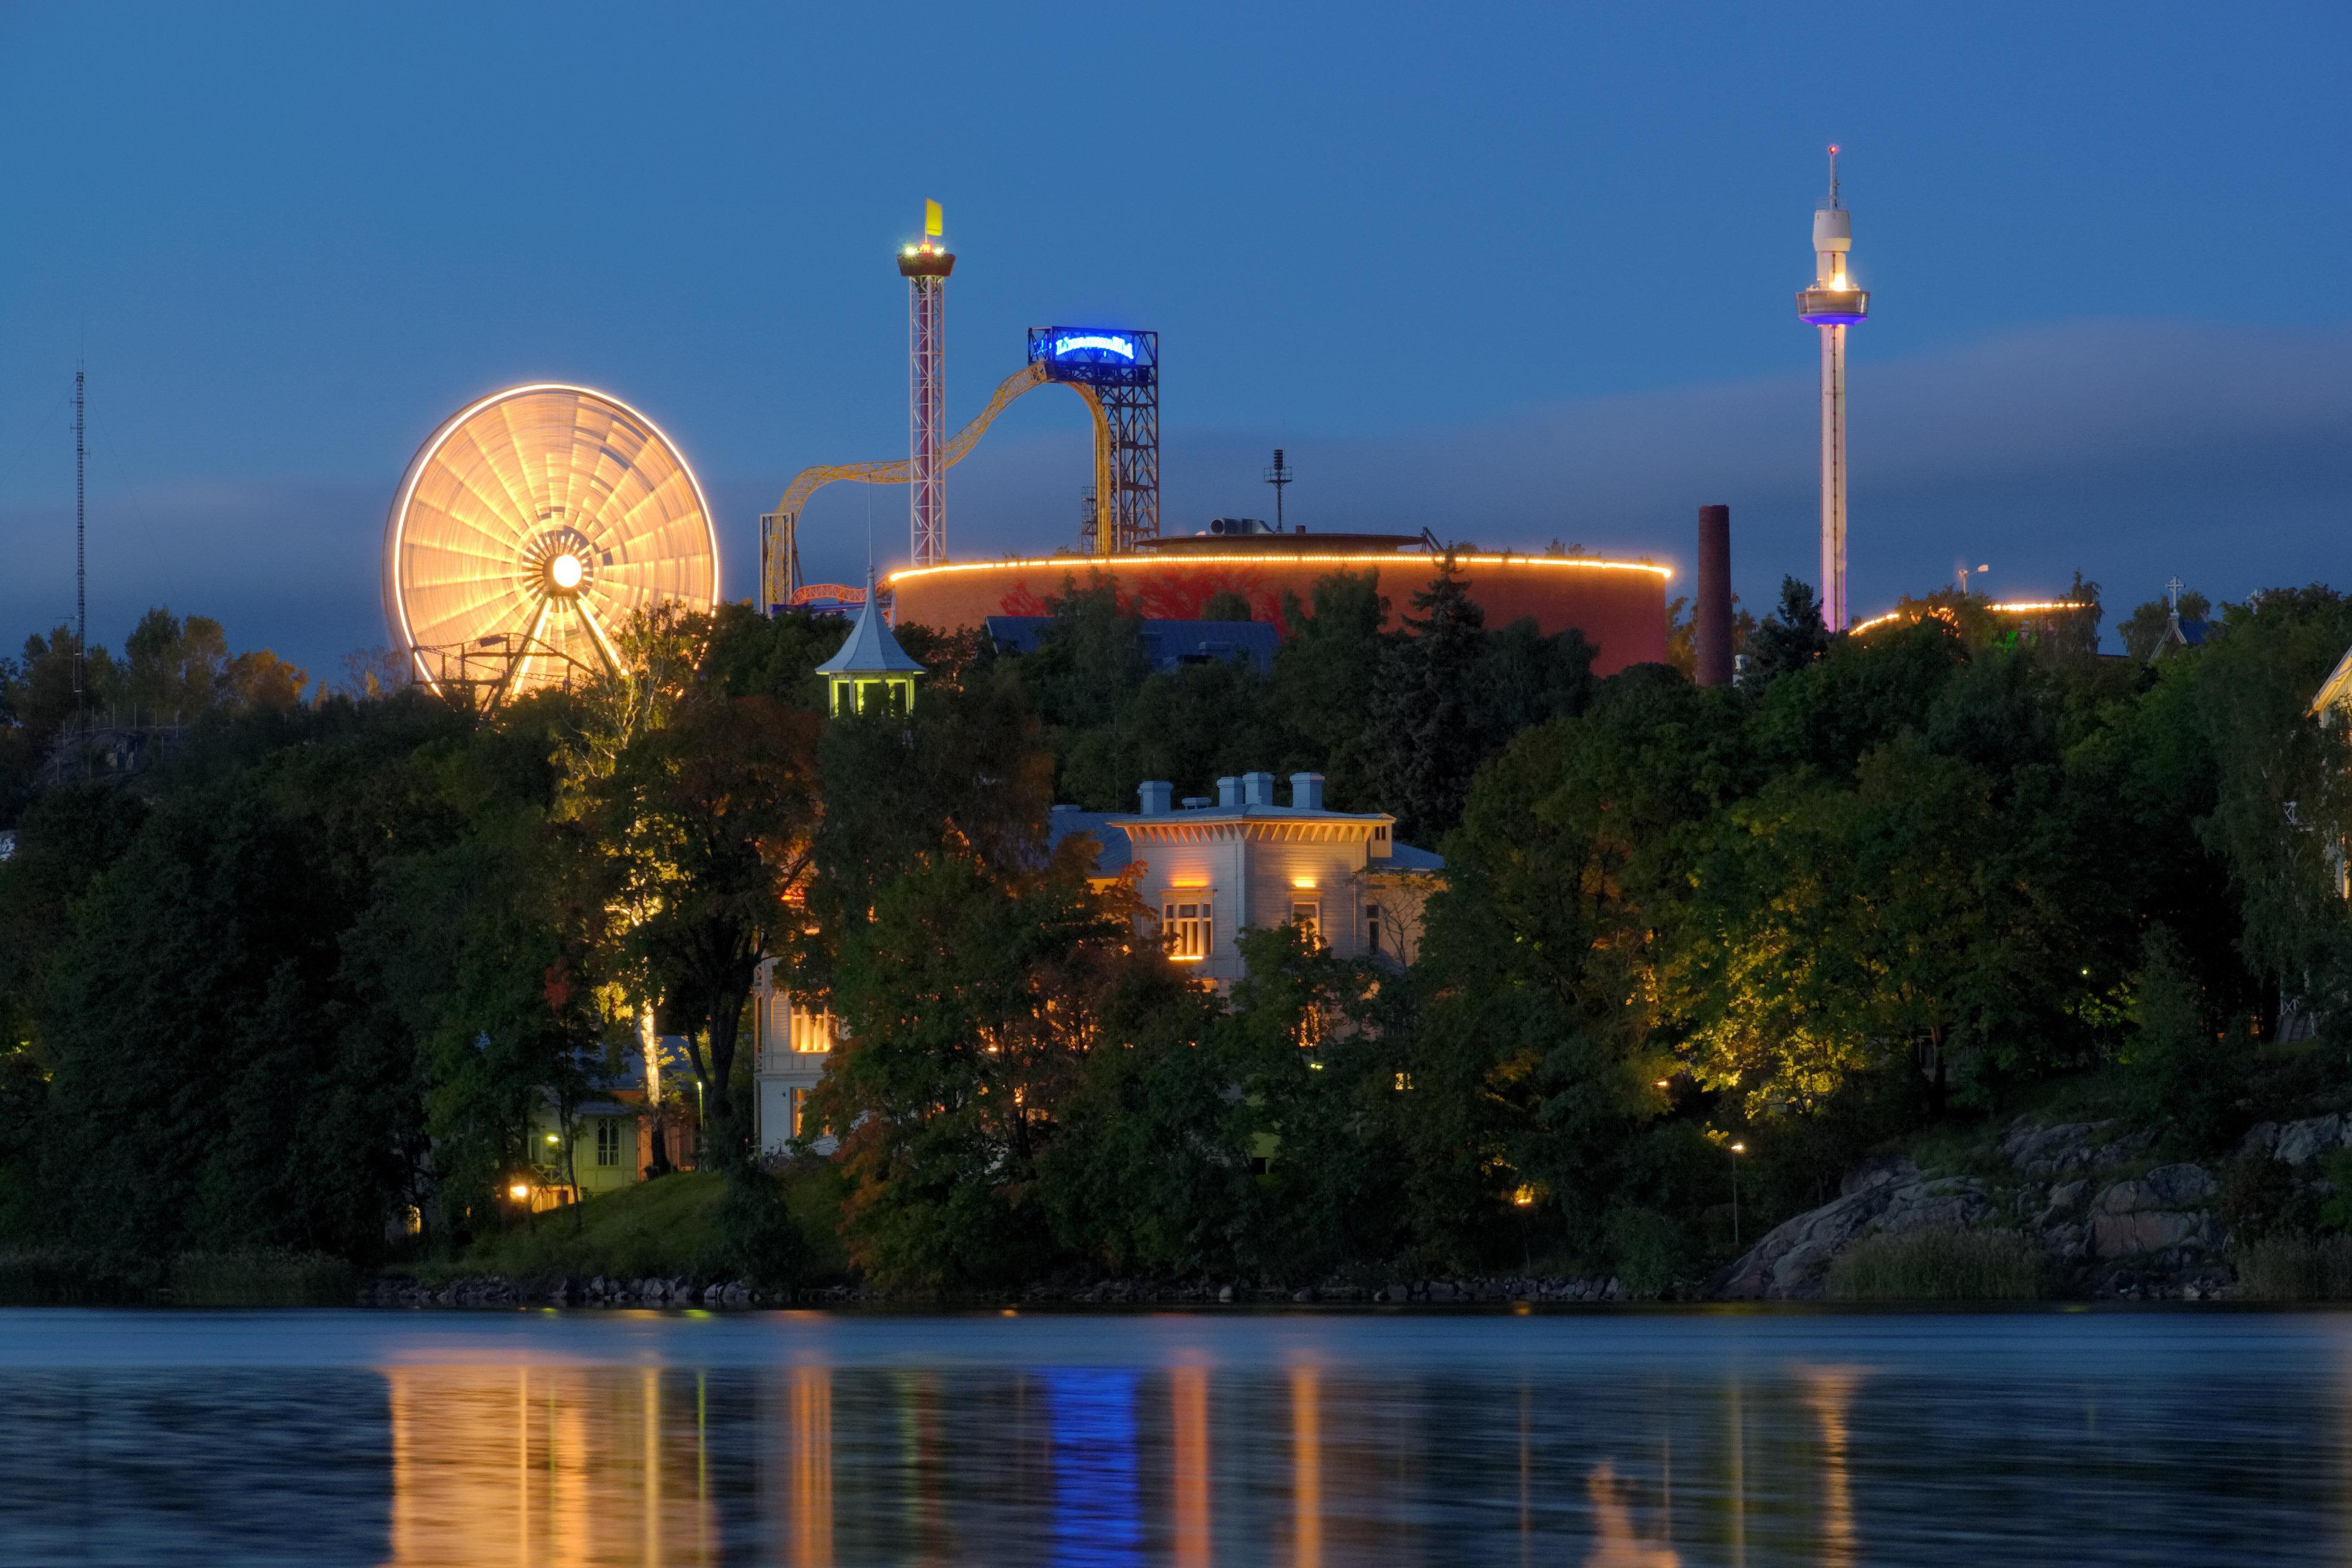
1729, 1142, 1747, 1250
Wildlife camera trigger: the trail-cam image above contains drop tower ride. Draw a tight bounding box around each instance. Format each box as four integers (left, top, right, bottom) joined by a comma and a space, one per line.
900, 201, 955, 568
1795, 147, 1868, 633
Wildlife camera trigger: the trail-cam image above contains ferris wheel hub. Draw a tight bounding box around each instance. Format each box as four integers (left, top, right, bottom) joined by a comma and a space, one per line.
548, 552, 584, 591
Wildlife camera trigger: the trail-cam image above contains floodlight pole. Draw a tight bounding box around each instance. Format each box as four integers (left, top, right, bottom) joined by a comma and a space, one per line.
1264, 448, 1293, 529
74, 367, 86, 717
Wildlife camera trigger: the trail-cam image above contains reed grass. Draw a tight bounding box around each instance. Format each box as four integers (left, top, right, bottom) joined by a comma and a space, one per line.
2233, 1234, 2352, 1301
1825, 1228, 2045, 1302
0, 1248, 354, 1306
171, 1250, 357, 1307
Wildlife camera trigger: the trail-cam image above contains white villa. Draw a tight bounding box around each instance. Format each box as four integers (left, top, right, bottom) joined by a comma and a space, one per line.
753, 961, 839, 1157
1054, 771, 1442, 985
740, 591, 1447, 1156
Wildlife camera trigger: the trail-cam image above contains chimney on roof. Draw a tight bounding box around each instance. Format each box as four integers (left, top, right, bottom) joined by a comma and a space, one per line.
1291, 772, 1325, 810
1138, 780, 1172, 815
1217, 775, 1242, 808
1242, 771, 1276, 806
1696, 505, 1733, 688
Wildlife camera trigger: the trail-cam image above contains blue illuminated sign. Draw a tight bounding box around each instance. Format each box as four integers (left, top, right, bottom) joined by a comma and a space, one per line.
1051, 333, 1136, 361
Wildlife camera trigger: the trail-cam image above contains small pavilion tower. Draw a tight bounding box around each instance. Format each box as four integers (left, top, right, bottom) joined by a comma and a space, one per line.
815, 580, 925, 717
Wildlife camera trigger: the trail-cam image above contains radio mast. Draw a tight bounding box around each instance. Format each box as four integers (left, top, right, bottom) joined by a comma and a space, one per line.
74, 366, 86, 712
1263, 447, 1294, 529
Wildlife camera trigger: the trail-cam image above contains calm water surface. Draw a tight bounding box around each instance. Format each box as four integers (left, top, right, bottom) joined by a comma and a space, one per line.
0, 1307, 2343, 1565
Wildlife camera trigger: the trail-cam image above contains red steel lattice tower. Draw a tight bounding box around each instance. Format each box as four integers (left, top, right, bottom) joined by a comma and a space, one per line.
899, 200, 955, 568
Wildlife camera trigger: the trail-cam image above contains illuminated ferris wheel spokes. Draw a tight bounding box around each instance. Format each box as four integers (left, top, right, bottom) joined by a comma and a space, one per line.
383, 384, 719, 704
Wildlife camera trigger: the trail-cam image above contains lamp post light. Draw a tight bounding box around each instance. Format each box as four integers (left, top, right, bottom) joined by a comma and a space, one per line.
1511, 1184, 1537, 1273
1729, 1142, 1747, 1250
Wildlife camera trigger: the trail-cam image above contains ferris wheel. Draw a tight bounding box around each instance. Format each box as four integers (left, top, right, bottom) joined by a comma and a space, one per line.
383, 383, 719, 702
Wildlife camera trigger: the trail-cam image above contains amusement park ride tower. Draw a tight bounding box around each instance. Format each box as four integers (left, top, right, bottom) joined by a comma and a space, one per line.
900, 201, 954, 568
1795, 146, 1869, 633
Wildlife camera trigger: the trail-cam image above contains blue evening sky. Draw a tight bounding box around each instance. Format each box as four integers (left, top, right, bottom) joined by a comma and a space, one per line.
1, 1, 2345, 676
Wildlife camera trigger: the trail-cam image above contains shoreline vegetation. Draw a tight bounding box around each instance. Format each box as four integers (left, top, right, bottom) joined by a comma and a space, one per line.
12, 577, 2352, 1312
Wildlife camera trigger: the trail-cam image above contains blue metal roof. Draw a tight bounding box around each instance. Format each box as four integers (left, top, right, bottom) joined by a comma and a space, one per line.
1047, 806, 1133, 873
985, 616, 1281, 675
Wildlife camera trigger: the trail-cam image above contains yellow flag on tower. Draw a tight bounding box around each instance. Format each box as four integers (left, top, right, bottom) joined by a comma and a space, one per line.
924, 199, 943, 237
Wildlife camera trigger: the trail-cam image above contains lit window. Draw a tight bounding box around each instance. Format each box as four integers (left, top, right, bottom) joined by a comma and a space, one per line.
790, 1087, 827, 1139
1163, 901, 1213, 960
1394, 1071, 1414, 1091
790, 1007, 836, 1053
1290, 901, 1321, 946
594, 1121, 622, 1168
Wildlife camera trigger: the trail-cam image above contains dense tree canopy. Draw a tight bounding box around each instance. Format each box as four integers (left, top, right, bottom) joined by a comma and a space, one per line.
5, 570, 2351, 1291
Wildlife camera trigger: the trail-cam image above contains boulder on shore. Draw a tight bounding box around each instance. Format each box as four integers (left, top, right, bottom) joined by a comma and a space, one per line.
1719, 1160, 1992, 1299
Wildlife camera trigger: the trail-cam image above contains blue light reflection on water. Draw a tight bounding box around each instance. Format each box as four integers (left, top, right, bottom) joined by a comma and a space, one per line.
1050, 1367, 1143, 1567
0, 1308, 2348, 1566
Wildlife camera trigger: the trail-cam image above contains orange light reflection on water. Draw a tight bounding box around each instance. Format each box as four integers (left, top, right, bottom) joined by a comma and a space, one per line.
1800, 1365, 1866, 1568
385, 1364, 718, 1568
1292, 1363, 1322, 1568
1172, 1363, 1211, 1568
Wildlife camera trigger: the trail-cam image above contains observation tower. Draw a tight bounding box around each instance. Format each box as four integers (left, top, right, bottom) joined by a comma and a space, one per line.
1795, 146, 1869, 633
900, 200, 955, 568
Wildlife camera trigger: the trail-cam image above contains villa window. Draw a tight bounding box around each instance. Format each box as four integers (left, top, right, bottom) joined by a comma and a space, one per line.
1366, 903, 1384, 955
594, 1121, 622, 1168
1163, 902, 1213, 960
1290, 900, 1321, 946
790, 1007, 836, 1053
790, 1087, 826, 1139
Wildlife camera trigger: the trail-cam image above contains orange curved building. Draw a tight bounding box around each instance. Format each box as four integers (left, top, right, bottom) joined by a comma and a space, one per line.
887, 549, 1671, 676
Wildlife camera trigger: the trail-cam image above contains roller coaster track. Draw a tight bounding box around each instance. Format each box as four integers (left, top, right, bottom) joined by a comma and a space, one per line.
761, 361, 1112, 609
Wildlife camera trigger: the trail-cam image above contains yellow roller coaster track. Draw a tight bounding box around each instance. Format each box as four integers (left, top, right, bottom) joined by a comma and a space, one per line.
761, 361, 1114, 609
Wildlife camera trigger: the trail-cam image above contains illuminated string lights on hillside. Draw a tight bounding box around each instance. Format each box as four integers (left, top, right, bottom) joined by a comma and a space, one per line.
1849, 600, 2093, 635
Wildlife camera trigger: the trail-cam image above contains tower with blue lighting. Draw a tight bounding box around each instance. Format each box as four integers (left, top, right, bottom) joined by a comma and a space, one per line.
1030, 326, 1159, 555
1795, 146, 1869, 633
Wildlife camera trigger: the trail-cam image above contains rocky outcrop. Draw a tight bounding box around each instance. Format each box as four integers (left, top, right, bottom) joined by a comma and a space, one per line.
1999, 1119, 2157, 1175
1720, 1121, 2241, 1301
2240, 1115, 2352, 1167
1720, 1158, 1992, 1299
365, 1274, 779, 1308
2087, 1164, 2219, 1259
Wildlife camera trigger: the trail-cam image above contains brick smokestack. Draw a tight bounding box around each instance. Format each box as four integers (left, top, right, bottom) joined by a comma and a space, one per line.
1696, 505, 1733, 687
